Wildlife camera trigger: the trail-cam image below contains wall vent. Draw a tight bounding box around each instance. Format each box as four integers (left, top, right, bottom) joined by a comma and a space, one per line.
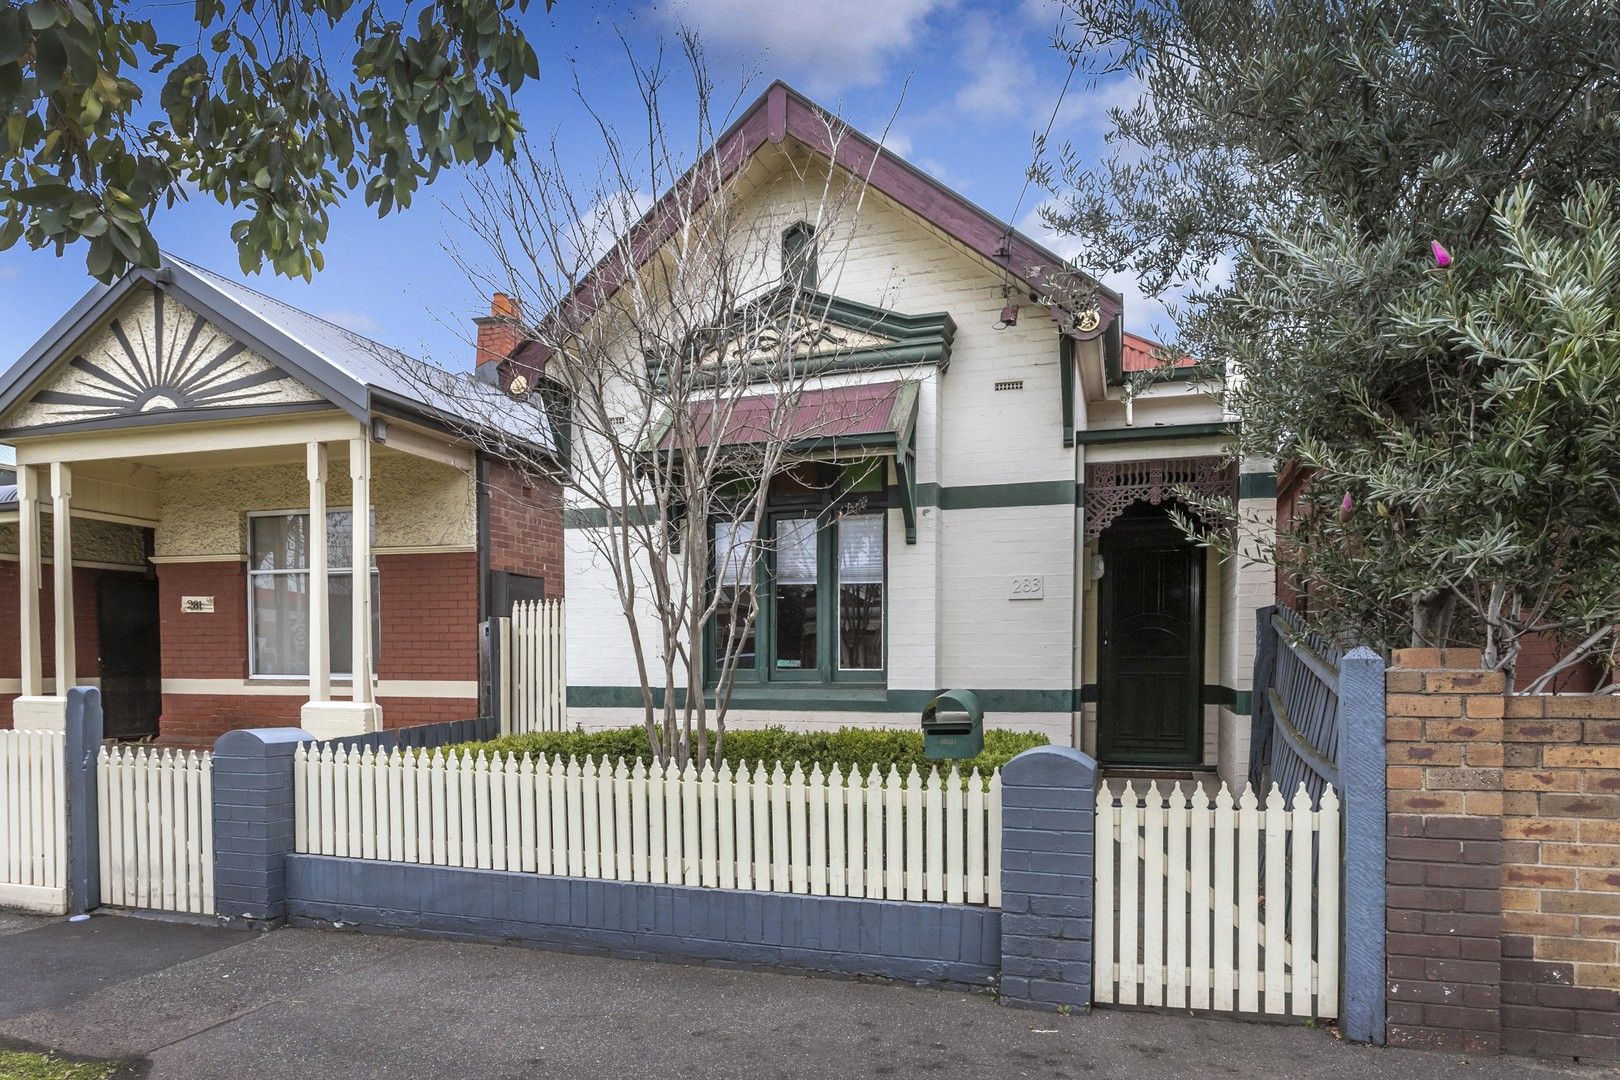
994, 379, 1025, 392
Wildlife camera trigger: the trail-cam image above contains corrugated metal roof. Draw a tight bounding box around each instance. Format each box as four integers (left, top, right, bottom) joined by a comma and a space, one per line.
166, 255, 554, 450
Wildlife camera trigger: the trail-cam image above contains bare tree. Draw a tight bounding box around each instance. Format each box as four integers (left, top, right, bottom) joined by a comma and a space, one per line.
390, 42, 913, 765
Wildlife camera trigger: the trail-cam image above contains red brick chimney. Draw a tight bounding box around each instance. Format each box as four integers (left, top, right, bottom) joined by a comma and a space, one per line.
474, 292, 522, 368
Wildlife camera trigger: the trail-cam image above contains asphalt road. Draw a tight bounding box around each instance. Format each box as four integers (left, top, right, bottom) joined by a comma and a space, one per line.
0, 912, 1607, 1079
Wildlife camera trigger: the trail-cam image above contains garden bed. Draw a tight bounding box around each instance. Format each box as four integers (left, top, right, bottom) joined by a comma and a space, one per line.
438, 725, 1047, 775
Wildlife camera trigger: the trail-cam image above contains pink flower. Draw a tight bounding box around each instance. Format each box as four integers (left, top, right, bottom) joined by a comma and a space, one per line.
1431, 240, 1452, 268
1339, 492, 1353, 521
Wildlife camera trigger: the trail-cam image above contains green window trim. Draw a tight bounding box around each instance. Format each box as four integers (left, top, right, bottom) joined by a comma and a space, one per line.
707, 509, 889, 691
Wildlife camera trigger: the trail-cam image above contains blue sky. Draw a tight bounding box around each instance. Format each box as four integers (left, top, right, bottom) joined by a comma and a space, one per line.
0, 0, 1158, 373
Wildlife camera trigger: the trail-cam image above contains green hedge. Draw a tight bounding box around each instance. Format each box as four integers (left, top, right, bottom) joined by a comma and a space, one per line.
441, 725, 1048, 775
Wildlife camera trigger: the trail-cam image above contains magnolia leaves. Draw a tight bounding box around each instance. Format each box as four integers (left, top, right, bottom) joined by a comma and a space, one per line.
1, 0, 547, 283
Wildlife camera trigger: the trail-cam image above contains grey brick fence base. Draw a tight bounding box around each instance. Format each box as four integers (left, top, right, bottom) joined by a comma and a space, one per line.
200, 737, 1096, 1004
997, 745, 1097, 1012
212, 727, 315, 925
287, 856, 1001, 987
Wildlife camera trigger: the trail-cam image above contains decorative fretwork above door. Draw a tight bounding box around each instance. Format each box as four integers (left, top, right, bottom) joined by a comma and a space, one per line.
1083, 457, 1233, 542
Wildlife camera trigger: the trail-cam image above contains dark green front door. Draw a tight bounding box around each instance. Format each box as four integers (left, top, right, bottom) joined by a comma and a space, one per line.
1097, 512, 1203, 765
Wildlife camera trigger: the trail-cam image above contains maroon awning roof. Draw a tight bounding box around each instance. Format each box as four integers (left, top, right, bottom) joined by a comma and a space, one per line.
656, 380, 918, 452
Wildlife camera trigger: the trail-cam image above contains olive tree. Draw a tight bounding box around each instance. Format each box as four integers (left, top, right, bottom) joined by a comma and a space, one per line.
1038, 0, 1620, 686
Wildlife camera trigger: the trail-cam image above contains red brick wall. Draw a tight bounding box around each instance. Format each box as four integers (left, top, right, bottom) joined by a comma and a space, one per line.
157, 694, 476, 747
486, 457, 564, 597
1386, 648, 1620, 1062
0, 560, 130, 729
376, 551, 478, 682
153, 554, 479, 745
157, 560, 249, 680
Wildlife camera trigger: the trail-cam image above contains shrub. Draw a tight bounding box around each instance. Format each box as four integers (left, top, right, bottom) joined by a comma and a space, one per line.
439, 725, 1048, 776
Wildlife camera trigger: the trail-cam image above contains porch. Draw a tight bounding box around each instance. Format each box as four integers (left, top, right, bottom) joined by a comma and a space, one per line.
7, 412, 481, 743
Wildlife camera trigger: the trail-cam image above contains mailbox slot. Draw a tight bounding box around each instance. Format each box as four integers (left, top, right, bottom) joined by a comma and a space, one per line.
921, 689, 984, 760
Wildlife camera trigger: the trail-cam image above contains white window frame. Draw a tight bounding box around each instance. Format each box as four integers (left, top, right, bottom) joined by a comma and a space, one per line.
246, 507, 379, 681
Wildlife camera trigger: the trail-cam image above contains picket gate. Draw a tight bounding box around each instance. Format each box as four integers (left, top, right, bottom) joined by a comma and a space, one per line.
1094, 780, 1340, 1019
0, 729, 66, 913
498, 599, 566, 734
96, 746, 215, 915
294, 745, 1002, 907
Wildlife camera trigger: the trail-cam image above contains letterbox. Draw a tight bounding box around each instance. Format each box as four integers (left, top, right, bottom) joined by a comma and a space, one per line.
921, 689, 984, 760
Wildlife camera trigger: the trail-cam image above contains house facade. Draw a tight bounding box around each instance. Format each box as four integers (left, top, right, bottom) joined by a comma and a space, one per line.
488, 84, 1276, 787
0, 256, 562, 746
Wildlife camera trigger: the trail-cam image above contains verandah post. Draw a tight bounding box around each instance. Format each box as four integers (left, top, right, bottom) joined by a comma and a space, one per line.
1337, 646, 1387, 1045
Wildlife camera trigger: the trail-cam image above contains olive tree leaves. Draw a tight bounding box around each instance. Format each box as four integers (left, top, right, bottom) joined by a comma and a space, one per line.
1, 0, 546, 281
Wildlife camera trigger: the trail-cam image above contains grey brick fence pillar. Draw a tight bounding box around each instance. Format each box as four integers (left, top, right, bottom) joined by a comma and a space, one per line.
64, 686, 103, 914
998, 745, 1097, 1012
1338, 646, 1387, 1045
212, 728, 313, 925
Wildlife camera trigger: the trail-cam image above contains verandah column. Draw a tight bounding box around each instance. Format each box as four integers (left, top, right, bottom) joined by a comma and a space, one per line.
11, 462, 71, 731
306, 441, 331, 704
15, 465, 42, 703
349, 436, 377, 725
51, 462, 75, 697
298, 433, 380, 738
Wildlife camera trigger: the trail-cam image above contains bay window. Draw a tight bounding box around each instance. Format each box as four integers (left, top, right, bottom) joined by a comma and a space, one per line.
711, 507, 886, 686
248, 509, 380, 678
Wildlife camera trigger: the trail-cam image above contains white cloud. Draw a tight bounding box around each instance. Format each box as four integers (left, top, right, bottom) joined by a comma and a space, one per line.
651, 0, 950, 94
0, 266, 20, 283
319, 308, 382, 335
568, 188, 654, 266
951, 15, 1030, 121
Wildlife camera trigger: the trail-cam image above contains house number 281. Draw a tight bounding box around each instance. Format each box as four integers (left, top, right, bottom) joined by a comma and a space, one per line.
1009, 576, 1044, 600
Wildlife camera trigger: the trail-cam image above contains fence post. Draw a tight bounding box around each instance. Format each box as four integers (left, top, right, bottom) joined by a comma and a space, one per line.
999, 745, 1097, 1013
1337, 646, 1387, 1045
212, 727, 314, 925
479, 618, 500, 730
63, 686, 103, 915
1247, 605, 1279, 788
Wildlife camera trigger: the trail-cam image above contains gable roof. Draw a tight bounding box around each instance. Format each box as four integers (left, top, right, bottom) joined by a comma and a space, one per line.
508, 81, 1123, 374
0, 254, 553, 453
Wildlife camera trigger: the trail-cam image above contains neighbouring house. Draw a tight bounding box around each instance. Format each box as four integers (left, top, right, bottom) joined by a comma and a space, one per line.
483, 83, 1277, 788
0, 255, 563, 746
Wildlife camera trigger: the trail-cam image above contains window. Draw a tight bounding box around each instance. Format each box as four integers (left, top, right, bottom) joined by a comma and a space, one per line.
711, 509, 885, 686
782, 222, 818, 290
713, 520, 757, 671
248, 510, 379, 678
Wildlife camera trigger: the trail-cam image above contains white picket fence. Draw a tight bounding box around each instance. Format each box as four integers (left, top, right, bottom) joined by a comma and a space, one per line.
96, 746, 215, 915
0, 729, 66, 913
499, 599, 567, 734
1095, 781, 1340, 1019
295, 745, 1003, 906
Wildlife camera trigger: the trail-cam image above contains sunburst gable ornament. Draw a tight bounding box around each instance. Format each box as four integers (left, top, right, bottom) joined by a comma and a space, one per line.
12, 291, 321, 427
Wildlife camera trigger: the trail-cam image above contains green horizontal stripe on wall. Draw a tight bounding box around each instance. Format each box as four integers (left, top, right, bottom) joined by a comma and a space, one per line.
1238, 472, 1278, 500
1073, 421, 1235, 445
567, 685, 1083, 713
916, 480, 1082, 510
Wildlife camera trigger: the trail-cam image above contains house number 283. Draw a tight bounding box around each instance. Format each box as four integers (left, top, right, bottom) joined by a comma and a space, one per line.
1009, 576, 1044, 600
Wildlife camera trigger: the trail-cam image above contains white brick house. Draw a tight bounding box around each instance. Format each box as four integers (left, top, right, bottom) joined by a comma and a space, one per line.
485, 83, 1275, 787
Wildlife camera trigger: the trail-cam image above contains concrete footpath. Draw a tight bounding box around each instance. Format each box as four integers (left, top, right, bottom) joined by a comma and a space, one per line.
0, 911, 1605, 1079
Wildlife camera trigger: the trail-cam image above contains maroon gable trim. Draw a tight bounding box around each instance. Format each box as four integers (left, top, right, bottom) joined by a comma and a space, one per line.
509, 82, 1121, 376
